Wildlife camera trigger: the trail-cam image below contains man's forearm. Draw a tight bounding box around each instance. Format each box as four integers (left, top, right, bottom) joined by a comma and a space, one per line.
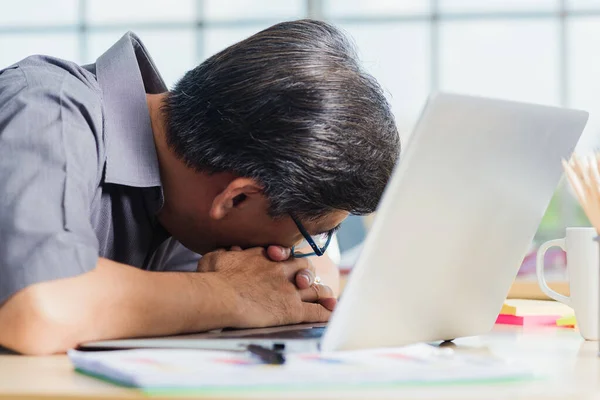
0, 257, 233, 355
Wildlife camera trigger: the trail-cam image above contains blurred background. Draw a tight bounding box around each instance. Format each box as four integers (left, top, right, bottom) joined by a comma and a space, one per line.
2, 0, 599, 277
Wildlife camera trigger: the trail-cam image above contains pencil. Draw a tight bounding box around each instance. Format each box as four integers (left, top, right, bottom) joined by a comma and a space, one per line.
562, 153, 600, 232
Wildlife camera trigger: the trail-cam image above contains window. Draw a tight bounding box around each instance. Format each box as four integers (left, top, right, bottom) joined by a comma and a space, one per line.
439, 0, 557, 13
336, 22, 430, 139
0, 33, 78, 68
324, 0, 429, 17
86, 0, 195, 24
204, 0, 304, 21
439, 20, 560, 106
0, 0, 78, 26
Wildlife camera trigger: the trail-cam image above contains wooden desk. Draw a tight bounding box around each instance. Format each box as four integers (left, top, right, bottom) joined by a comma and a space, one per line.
1, 300, 598, 400
508, 281, 570, 300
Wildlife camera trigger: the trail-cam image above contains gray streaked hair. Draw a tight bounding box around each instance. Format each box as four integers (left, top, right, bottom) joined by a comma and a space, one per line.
164, 19, 400, 219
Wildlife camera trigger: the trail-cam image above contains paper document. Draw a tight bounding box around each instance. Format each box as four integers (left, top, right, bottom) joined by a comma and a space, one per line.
69, 343, 531, 392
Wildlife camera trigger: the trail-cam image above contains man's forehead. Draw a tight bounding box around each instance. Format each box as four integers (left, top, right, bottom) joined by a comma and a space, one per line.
309, 211, 349, 232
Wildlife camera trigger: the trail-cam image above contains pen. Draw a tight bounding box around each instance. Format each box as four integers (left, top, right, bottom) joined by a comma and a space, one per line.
247, 344, 286, 365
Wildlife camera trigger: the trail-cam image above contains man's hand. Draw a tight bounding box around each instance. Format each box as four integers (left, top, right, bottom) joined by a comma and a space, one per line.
265, 246, 314, 289
266, 245, 340, 296
197, 248, 335, 329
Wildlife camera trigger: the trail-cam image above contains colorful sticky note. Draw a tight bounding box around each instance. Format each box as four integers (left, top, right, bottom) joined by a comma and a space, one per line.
500, 303, 517, 316
556, 315, 576, 328
495, 314, 561, 326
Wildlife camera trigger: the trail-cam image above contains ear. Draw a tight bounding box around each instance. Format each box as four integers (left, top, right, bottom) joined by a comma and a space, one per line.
209, 178, 263, 220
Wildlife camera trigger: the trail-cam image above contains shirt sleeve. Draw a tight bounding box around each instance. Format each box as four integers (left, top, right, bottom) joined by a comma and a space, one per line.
0, 64, 101, 304
161, 238, 202, 272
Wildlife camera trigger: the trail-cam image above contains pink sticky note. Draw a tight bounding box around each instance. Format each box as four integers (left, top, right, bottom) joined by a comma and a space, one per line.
495, 314, 561, 326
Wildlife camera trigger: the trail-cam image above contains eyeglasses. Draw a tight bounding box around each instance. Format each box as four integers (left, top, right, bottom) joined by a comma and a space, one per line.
290, 214, 334, 258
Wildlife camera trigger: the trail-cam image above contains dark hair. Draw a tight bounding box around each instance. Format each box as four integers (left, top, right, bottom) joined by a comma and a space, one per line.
164, 19, 400, 220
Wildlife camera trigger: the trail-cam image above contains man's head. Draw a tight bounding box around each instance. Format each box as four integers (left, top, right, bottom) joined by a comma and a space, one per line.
155, 19, 400, 254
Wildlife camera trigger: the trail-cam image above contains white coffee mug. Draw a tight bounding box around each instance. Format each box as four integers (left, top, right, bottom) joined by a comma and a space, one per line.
536, 227, 599, 340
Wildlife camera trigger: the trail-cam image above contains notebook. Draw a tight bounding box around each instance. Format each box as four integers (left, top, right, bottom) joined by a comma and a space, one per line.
69, 344, 532, 394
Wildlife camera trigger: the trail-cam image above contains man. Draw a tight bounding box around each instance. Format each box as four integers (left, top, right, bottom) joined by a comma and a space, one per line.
0, 19, 400, 355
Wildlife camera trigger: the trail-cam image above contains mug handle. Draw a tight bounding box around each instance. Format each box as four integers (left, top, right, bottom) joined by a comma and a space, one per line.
536, 238, 571, 306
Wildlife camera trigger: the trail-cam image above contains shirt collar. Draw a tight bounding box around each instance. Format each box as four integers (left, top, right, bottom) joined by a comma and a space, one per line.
95, 31, 167, 188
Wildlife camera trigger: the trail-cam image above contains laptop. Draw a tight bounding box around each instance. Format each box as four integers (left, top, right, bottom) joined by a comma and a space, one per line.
80, 93, 588, 353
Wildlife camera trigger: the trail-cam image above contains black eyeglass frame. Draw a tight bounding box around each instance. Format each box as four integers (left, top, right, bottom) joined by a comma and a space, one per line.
290, 214, 333, 258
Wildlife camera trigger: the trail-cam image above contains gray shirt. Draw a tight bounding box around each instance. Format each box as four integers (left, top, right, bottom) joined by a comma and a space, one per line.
0, 32, 200, 304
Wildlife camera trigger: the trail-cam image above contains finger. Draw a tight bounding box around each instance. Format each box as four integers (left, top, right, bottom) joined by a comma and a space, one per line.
301, 302, 332, 323
294, 259, 316, 285
299, 283, 335, 303
197, 260, 209, 272
243, 247, 271, 257
266, 245, 291, 262
230, 246, 242, 251
319, 297, 337, 312
197, 257, 217, 273
197, 248, 227, 272
281, 257, 313, 281
295, 268, 315, 289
